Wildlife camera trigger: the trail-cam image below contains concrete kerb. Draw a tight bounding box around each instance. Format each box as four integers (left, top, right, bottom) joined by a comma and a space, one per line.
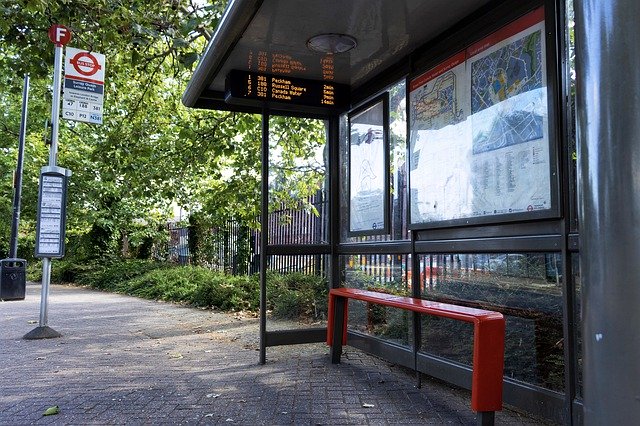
0, 282, 553, 425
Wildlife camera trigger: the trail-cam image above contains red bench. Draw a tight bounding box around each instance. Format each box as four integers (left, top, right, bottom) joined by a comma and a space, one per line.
327, 287, 505, 425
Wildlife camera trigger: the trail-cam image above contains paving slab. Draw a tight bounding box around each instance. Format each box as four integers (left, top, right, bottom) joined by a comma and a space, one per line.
1, 283, 554, 425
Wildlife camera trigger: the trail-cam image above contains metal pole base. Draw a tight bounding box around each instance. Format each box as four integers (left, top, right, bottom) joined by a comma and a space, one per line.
476, 411, 495, 426
23, 326, 62, 340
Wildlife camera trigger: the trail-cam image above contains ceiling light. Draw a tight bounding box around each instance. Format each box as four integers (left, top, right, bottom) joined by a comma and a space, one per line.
307, 34, 357, 54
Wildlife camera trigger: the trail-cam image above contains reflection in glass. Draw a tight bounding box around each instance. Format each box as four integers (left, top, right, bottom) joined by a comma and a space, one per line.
268, 117, 328, 245
418, 253, 564, 391
567, 0, 579, 232
349, 98, 387, 234
266, 192, 328, 245
338, 251, 565, 391
409, 9, 552, 225
341, 254, 412, 347
340, 80, 409, 242
573, 254, 582, 398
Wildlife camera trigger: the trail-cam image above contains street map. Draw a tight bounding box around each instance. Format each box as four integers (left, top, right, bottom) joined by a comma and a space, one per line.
471, 30, 544, 154
411, 71, 464, 131
408, 8, 552, 226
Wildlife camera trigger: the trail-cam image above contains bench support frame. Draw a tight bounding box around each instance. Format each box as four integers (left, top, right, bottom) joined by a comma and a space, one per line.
327, 288, 505, 425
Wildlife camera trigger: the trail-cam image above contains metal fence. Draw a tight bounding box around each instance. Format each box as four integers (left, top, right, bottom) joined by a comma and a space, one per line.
166, 224, 189, 265
165, 196, 557, 288
167, 191, 328, 276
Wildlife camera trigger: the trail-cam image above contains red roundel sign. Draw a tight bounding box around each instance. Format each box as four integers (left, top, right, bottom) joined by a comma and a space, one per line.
70, 52, 101, 76
48, 24, 72, 46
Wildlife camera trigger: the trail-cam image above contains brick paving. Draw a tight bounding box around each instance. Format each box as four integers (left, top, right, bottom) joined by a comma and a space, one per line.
0, 283, 552, 425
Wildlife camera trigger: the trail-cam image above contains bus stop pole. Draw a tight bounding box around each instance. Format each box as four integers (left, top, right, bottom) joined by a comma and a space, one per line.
25, 42, 64, 340
575, 0, 640, 421
40, 42, 64, 328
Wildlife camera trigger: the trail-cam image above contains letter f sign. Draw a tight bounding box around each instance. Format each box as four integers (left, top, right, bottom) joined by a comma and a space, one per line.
48, 25, 72, 46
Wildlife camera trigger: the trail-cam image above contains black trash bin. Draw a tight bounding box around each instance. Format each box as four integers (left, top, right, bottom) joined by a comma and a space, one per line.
0, 258, 27, 301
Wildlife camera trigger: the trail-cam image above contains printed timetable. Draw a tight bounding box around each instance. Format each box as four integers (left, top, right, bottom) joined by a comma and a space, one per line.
35, 170, 69, 259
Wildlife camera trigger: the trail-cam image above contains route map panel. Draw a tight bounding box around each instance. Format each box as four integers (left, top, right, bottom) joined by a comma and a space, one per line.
408, 7, 552, 227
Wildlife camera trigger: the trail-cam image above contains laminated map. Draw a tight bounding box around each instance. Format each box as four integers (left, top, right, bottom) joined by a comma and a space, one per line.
409, 7, 552, 226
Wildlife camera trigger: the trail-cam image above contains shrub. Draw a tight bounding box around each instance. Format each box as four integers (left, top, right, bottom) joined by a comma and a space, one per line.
267, 272, 328, 321
190, 270, 247, 310
78, 259, 167, 291
26, 260, 42, 282
120, 267, 199, 302
51, 259, 98, 284
272, 289, 305, 319
16, 233, 36, 263
47, 257, 328, 321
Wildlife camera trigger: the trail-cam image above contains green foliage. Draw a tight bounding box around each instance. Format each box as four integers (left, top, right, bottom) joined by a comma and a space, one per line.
121, 267, 199, 302
48, 258, 165, 292
267, 272, 328, 320
47, 258, 326, 320
0, 1, 328, 259
50, 258, 99, 284
345, 270, 409, 296
42, 406, 60, 417
187, 220, 254, 274
268, 117, 326, 214
191, 271, 257, 310
0, 1, 228, 86
26, 259, 42, 282
234, 225, 252, 274
15, 233, 36, 262
187, 213, 202, 262
0, 79, 50, 259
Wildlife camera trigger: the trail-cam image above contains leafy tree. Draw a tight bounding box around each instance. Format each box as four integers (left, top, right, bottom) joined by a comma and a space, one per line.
0, 0, 327, 261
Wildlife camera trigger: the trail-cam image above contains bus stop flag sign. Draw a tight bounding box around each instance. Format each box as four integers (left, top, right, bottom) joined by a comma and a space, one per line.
62, 47, 105, 124
48, 25, 72, 46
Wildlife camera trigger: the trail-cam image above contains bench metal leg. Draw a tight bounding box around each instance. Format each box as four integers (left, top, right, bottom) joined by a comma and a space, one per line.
476, 411, 495, 426
331, 296, 346, 364
412, 311, 422, 388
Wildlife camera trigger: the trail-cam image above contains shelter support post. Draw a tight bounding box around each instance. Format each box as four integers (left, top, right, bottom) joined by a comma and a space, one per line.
575, 0, 640, 421
259, 109, 269, 365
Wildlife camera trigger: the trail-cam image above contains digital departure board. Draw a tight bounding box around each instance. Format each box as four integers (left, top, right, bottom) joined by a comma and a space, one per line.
225, 70, 349, 112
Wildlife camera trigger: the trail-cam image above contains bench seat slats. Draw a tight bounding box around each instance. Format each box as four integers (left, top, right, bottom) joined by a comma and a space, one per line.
329, 288, 503, 323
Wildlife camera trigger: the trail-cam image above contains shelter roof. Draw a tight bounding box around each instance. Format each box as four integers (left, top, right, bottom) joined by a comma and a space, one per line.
183, 0, 496, 114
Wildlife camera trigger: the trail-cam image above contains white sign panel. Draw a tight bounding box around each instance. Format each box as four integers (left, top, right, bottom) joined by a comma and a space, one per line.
63, 47, 105, 124
348, 96, 389, 235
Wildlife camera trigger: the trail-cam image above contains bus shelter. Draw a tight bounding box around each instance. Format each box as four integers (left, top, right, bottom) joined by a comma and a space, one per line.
183, 0, 640, 424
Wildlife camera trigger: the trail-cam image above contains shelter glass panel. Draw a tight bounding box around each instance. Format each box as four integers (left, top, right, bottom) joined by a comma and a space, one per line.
265, 254, 329, 331
341, 254, 412, 347
340, 81, 409, 243
408, 7, 557, 228
417, 252, 564, 391
348, 95, 390, 236
268, 117, 329, 245
572, 253, 582, 398
567, 0, 579, 232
